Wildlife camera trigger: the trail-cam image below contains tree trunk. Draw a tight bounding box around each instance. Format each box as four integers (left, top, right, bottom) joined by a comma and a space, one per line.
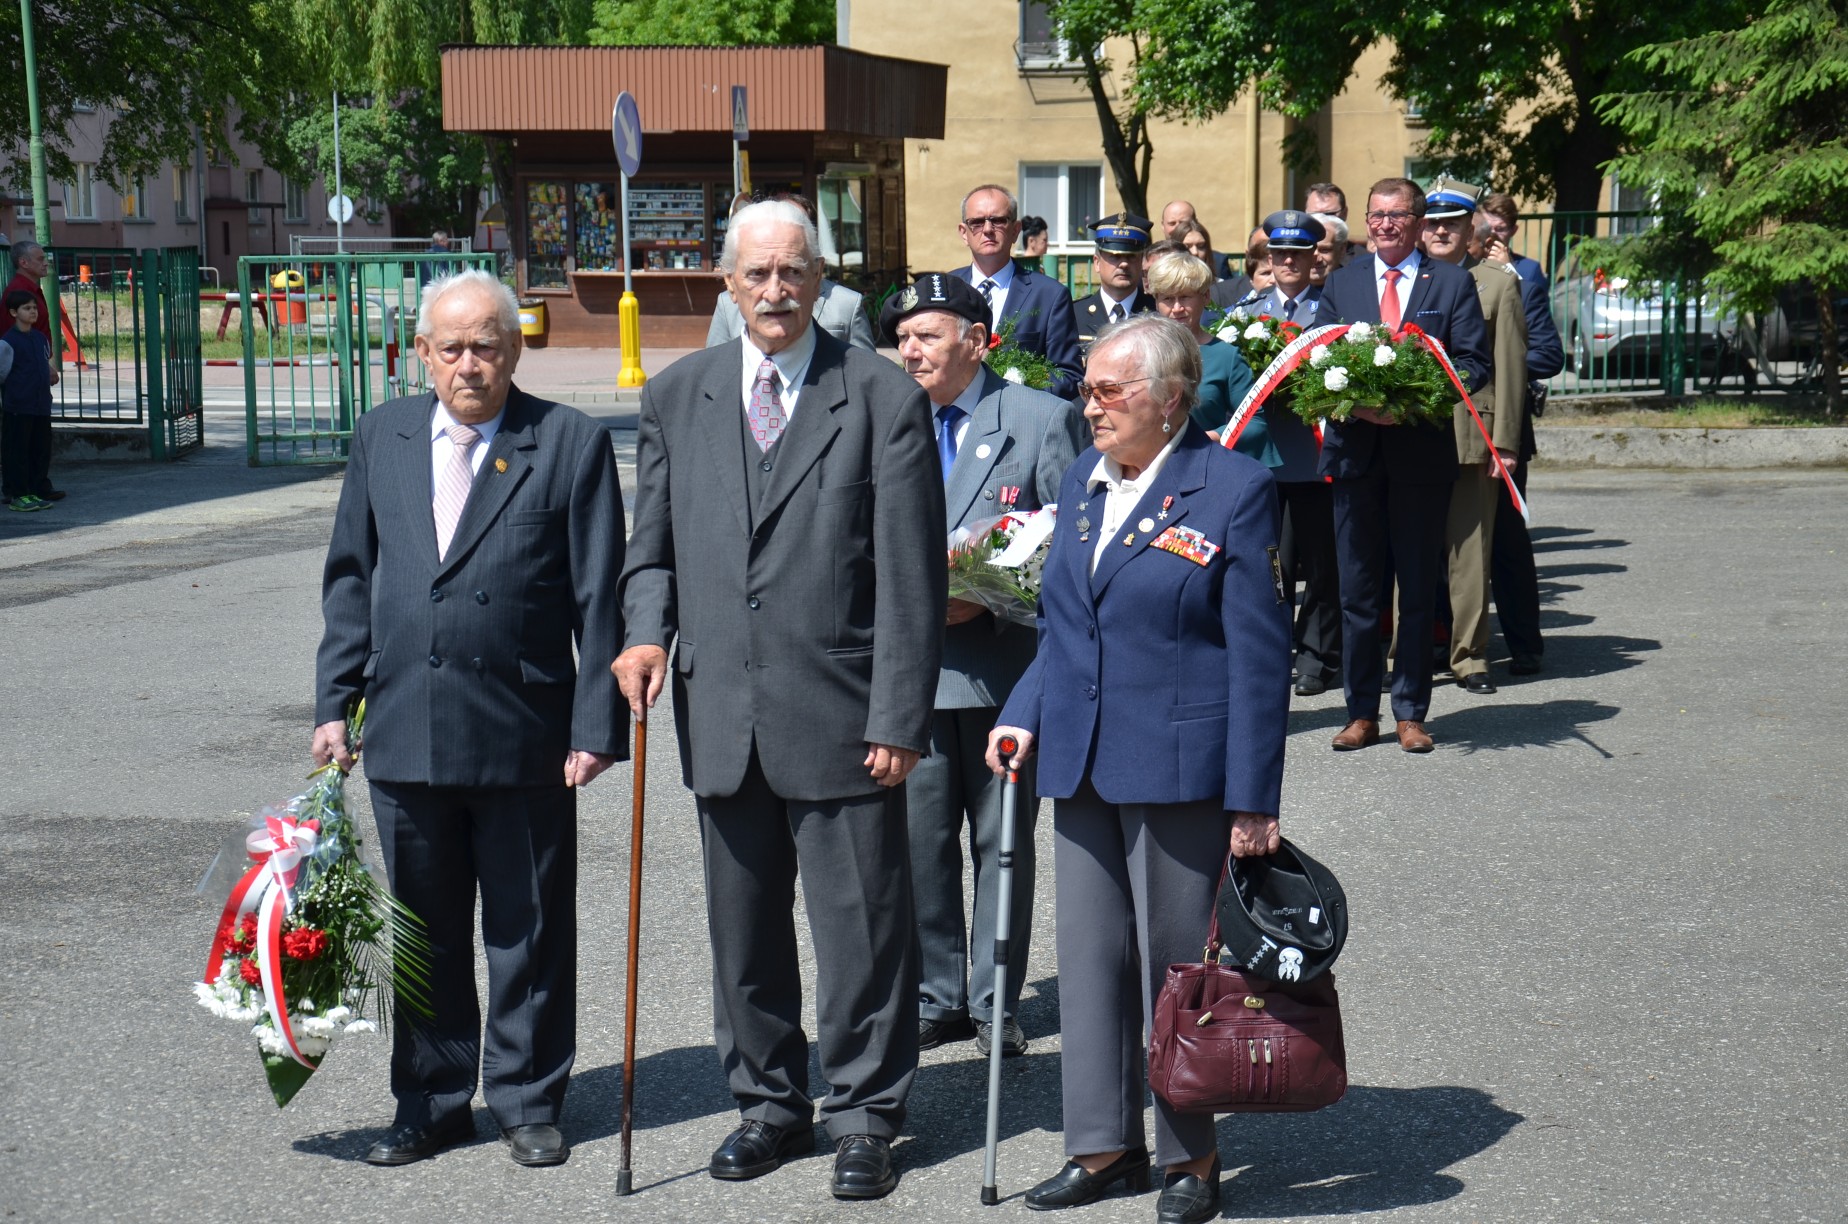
1080, 46, 1149, 218
1552, 27, 1620, 226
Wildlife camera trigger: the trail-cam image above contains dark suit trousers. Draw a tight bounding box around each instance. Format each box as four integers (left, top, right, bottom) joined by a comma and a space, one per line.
1053, 782, 1230, 1167
370, 780, 578, 1130
907, 707, 1038, 1025
696, 749, 918, 1141
1491, 463, 1543, 659
1276, 479, 1341, 684
1331, 464, 1452, 722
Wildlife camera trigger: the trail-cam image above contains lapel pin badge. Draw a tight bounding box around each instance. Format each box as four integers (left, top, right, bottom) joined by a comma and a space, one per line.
494, 458, 508, 473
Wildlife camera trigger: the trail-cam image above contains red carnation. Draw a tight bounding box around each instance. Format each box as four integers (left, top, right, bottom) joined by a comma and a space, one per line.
988, 331, 1004, 350
238, 959, 262, 985
282, 928, 329, 961
234, 915, 258, 947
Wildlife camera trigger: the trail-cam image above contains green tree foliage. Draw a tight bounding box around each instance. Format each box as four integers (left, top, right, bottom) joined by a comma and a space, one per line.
0, 0, 310, 184
286, 94, 486, 237
589, 0, 834, 45
1592, 0, 1848, 411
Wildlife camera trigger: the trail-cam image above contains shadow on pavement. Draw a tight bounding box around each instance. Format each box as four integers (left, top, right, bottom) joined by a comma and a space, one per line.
1432, 698, 1621, 755
1545, 633, 1661, 680
1535, 560, 1628, 582
1533, 535, 1629, 554
567, 1044, 736, 1140
291, 1111, 496, 1162
1212, 1084, 1523, 1216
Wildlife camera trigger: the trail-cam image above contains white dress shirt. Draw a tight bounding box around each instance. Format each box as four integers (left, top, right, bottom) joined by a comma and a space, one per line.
1373, 250, 1423, 314
1084, 420, 1190, 574
1097, 286, 1138, 323
936, 369, 985, 452
970, 261, 1015, 328
430, 400, 504, 490
740, 324, 817, 424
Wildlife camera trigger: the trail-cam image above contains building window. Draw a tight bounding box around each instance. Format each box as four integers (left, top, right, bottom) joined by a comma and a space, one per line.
14, 202, 32, 223
246, 169, 265, 226
284, 176, 307, 223
1018, 0, 1079, 68
123, 176, 150, 221
174, 165, 193, 221
1020, 163, 1103, 246
65, 164, 97, 220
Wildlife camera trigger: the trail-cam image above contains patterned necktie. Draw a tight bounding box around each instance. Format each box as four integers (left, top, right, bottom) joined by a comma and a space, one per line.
433, 422, 481, 561
1109, 302, 1125, 324
978, 278, 997, 305
937, 404, 967, 479
1381, 267, 1404, 333
746, 357, 784, 451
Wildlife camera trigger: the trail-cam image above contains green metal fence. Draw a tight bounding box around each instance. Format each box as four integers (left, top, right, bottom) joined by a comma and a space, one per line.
50, 247, 144, 423
239, 252, 496, 466
142, 246, 203, 459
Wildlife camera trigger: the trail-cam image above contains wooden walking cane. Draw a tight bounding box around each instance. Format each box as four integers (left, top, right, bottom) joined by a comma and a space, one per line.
616, 711, 647, 1196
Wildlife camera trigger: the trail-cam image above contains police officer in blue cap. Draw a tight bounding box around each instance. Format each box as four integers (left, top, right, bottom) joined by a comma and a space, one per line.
1074, 212, 1157, 345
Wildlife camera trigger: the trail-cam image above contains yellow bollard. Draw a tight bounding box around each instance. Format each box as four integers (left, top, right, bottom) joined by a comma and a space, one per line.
617, 289, 646, 388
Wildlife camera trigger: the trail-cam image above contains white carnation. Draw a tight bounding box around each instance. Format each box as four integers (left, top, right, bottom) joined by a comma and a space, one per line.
1230, 307, 1250, 322
343, 1019, 378, 1035
1324, 367, 1351, 392
1347, 321, 1373, 342
1002, 367, 1024, 385
1215, 326, 1241, 343
1373, 344, 1397, 367
324, 1005, 353, 1024
1243, 322, 1268, 340
1308, 346, 1332, 368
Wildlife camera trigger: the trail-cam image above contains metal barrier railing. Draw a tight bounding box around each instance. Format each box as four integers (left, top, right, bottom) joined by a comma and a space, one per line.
238, 253, 497, 466
144, 246, 204, 459
51, 248, 145, 423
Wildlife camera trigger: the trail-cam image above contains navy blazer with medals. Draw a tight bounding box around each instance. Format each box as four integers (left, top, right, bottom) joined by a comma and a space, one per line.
953, 263, 1085, 400
999, 426, 1291, 814
1315, 253, 1491, 485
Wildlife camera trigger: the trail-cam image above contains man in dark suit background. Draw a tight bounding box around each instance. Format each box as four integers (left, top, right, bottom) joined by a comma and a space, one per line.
881, 274, 1084, 1061
1073, 213, 1158, 345
614, 201, 946, 1202
951, 184, 1084, 399
1317, 177, 1490, 753
314, 269, 627, 1169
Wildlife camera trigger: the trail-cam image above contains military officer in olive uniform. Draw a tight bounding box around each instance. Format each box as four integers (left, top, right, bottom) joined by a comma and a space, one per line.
1073, 213, 1157, 346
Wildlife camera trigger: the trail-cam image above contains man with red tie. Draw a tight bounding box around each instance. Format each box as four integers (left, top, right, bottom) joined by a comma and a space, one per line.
1314, 178, 1491, 753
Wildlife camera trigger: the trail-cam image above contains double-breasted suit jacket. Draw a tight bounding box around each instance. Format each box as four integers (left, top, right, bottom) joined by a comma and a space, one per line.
316, 387, 627, 779
1000, 427, 1291, 812
952, 264, 1085, 399
620, 328, 947, 801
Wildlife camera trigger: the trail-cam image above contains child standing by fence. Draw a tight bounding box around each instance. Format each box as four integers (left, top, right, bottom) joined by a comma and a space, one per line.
1, 287, 61, 511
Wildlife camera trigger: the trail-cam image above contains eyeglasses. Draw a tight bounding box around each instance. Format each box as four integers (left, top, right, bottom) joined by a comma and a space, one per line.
962, 216, 1015, 231
1078, 377, 1152, 407
1365, 209, 1419, 227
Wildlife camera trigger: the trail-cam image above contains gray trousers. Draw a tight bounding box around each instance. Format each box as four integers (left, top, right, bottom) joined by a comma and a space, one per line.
906, 707, 1039, 1024
695, 749, 918, 1141
1053, 782, 1230, 1166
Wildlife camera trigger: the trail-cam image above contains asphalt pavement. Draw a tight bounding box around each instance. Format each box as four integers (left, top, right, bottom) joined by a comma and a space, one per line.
1, 447, 1844, 1223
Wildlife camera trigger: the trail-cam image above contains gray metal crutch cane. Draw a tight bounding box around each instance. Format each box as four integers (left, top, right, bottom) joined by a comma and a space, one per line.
616, 711, 647, 1196
981, 733, 1023, 1205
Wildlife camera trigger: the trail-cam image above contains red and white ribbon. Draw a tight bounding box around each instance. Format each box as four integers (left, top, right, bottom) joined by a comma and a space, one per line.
203, 813, 322, 1068
1401, 324, 1529, 524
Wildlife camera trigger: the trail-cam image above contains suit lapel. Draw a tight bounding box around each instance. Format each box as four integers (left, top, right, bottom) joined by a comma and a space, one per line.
943, 369, 1007, 528
756, 341, 846, 525
1088, 430, 1207, 599
1400, 254, 1435, 322
393, 394, 441, 576
437, 388, 537, 576
695, 344, 753, 537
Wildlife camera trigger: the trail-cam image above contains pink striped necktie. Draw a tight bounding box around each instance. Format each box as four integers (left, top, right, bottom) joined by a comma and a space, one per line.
433, 422, 481, 561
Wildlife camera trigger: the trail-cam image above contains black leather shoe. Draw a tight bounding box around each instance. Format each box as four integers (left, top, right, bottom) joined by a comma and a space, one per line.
363, 1119, 473, 1166
1509, 653, 1543, 675
975, 1017, 1028, 1057
1294, 673, 1327, 697
709, 1119, 816, 1180
1459, 672, 1497, 695
919, 1014, 975, 1050
503, 1123, 568, 1166
1024, 1148, 1152, 1210
1156, 1156, 1221, 1223
831, 1135, 898, 1200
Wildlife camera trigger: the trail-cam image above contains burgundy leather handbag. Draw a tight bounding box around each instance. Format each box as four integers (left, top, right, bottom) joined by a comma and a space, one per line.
1147, 910, 1348, 1114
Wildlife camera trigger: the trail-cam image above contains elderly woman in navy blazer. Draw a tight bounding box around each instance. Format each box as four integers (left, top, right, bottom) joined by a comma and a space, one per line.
988, 315, 1292, 1224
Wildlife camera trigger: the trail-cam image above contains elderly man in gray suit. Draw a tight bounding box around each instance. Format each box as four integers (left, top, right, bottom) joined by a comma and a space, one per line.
879, 273, 1083, 1060
314, 269, 626, 1169
614, 200, 945, 1202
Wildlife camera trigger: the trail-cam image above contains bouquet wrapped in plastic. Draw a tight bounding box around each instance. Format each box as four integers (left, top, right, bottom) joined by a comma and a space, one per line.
193, 702, 431, 1106
946, 505, 1058, 626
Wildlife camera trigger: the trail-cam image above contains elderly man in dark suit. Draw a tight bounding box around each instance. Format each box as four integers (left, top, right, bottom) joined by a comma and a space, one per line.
314, 269, 627, 1169
880, 273, 1084, 1061
614, 200, 946, 1202
1317, 177, 1491, 753
952, 184, 1085, 399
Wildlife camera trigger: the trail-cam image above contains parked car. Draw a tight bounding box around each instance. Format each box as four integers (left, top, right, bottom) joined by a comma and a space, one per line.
1549, 247, 1733, 379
